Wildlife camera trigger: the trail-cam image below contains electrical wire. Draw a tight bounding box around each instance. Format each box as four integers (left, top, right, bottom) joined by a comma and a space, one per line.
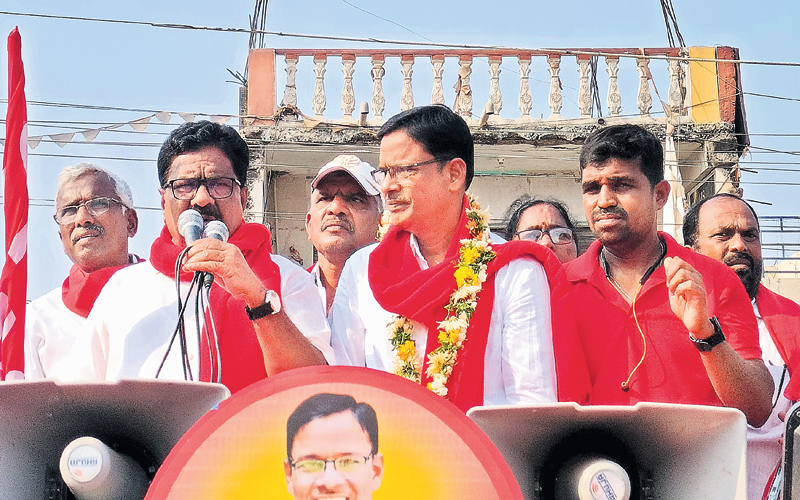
1, 10, 800, 67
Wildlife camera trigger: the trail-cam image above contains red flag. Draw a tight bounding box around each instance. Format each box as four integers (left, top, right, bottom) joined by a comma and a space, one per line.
1, 27, 28, 380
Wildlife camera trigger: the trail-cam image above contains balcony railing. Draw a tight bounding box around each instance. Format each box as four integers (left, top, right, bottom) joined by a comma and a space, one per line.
245, 47, 741, 127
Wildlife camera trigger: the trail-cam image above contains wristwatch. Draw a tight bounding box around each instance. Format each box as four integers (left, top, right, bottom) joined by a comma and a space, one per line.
689, 316, 726, 352
245, 290, 281, 320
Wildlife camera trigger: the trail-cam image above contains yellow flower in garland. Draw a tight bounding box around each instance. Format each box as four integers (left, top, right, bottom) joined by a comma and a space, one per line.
383, 194, 496, 397
454, 266, 479, 287
461, 246, 480, 265
397, 340, 416, 359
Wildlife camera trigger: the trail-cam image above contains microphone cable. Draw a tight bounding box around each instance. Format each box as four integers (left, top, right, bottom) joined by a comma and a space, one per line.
155, 246, 201, 380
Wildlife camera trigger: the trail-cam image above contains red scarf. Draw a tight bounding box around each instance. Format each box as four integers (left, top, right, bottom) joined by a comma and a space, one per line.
368, 196, 591, 411
149, 222, 282, 394
61, 264, 128, 318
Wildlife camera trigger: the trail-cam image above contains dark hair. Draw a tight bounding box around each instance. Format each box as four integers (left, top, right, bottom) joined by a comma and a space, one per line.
286, 393, 378, 458
377, 105, 474, 188
683, 193, 759, 248
503, 195, 576, 240
579, 125, 663, 187
157, 121, 249, 188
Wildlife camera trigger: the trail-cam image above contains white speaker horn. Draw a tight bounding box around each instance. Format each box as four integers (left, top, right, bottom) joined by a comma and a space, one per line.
0, 379, 228, 500
467, 402, 747, 500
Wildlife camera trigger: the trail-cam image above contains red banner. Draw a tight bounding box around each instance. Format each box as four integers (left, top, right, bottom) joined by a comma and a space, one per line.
1, 27, 28, 380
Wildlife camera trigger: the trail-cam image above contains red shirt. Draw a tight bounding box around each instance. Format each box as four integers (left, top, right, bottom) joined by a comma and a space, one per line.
756, 285, 800, 401
564, 232, 761, 406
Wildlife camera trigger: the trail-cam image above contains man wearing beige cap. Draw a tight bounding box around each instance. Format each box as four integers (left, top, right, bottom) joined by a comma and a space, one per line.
307, 155, 382, 316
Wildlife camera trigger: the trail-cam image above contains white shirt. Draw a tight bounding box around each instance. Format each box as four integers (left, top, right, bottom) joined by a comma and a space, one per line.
747, 300, 792, 500
308, 262, 331, 321
330, 237, 557, 406
74, 257, 334, 383
25, 287, 95, 380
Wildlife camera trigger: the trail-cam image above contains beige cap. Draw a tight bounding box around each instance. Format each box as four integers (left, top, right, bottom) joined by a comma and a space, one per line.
311, 155, 381, 196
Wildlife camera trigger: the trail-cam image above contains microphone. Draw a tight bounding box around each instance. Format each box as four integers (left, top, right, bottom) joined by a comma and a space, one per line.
59, 436, 149, 500
177, 209, 204, 246
203, 220, 229, 242
201, 220, 230, 288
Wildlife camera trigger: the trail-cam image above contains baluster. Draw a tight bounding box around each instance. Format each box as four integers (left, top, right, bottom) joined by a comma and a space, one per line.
488, 55, 503, 116
341, 54, 356, 122
431, 55, 445, 105
637, 57, 653, 116
400, 55, 415, 111
371, 55, 386, 119
577, 55, 592, 118
606, 56, 621, 117
456, 55, 473, 118
312, 54, 327, 119
281, 54, 298, 108
668, 58, 685, 115
518, 54, 532, 119
547, 55, 563, 119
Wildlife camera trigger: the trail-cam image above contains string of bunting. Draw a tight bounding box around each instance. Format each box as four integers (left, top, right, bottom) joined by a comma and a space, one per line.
8, 112, 235, 149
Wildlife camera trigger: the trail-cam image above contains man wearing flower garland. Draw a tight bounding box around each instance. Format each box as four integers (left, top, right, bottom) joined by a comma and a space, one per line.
565, 124, 772, 427
330, 105, 590, 412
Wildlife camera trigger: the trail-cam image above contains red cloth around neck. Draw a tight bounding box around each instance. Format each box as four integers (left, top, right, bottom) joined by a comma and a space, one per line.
149, 222, 282, 393
368, 196, 591, 411
61, 264, 127, 318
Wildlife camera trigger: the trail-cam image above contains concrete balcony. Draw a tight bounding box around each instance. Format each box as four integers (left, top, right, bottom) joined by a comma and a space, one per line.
240, 46, 748, 266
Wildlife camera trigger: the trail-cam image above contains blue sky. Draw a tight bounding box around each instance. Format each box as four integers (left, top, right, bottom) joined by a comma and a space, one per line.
1, 0, 799, 298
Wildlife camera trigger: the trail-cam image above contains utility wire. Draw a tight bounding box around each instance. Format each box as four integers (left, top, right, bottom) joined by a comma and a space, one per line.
1, 10, 800, 67
340, 0, 434, 43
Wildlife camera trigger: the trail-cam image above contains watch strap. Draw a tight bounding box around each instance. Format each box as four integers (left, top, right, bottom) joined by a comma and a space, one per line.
689, 316, 726, 352
245, 290, 279, 321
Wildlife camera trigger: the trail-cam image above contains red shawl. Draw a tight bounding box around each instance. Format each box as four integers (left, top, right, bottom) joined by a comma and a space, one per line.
149, 222, 281, 394
368, 196, 590, 411
62, 264, 128, 318
756, 285, 800, 401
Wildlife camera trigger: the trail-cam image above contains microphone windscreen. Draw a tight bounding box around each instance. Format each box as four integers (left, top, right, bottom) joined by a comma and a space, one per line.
203, 220, 230, 242
177, 209, 204, 245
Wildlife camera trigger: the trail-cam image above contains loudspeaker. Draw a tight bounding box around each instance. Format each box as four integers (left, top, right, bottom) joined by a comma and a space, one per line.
0, 379, 228, 500
782, 401, 800, 499
468, 402, 747, 500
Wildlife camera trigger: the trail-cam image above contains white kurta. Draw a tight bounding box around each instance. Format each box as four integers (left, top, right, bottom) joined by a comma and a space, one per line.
74, 256, 333, 383
330, 239, 557, 406
25, 287, 96, 380
746, 301, 792, 500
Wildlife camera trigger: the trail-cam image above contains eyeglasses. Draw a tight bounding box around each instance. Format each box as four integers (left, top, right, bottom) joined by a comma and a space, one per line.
515, 227, 575, 245
164, 177, 240, 200
53, 197, 126, 225
290, 454, 372, 474
370, 158, 448, 184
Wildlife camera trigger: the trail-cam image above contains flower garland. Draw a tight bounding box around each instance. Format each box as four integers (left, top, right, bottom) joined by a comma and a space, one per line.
382, 194, 496, 396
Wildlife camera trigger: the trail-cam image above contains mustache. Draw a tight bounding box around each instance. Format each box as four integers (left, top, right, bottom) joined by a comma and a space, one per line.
592, 205, 628, 219
72, 223, 105, 243
191, 204, 224, 221
385, 194, 411, 204
723, 251, 755, 269
321, 215, 354, 233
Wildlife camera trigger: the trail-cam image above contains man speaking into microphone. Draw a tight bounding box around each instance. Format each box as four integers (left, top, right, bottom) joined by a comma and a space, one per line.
75, 121, 332, 393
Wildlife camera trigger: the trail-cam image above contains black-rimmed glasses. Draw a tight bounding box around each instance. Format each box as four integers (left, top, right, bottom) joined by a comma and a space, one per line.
370, 158, 448, 184
53, 197, 126, 225
289, 454, 373, 474
164, 177, 240, 200
515, 227, 575, 245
